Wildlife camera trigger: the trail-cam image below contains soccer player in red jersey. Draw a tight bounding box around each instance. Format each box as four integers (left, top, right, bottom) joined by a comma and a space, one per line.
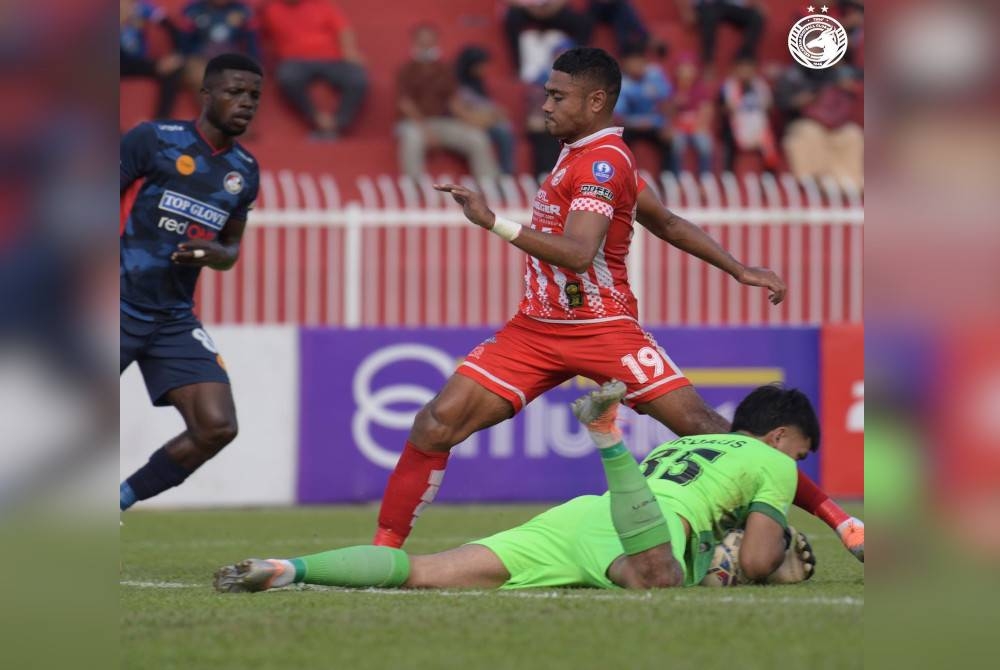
374, 47, 863, 561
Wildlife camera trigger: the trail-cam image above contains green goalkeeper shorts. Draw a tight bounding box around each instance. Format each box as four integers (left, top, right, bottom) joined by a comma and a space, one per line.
469, 494, 698, 590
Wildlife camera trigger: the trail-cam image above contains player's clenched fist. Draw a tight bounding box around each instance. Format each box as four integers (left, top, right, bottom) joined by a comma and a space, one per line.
433, 183, 496, 230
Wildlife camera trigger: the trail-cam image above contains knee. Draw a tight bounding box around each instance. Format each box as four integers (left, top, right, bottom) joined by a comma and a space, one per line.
628, 554, 684, 589
411, 401, 462, 451
346, 64, 368, 91
276, 63, 307, 89
190, 414, 238, 452
644, 562, 684, 589
466, 129, 492, 152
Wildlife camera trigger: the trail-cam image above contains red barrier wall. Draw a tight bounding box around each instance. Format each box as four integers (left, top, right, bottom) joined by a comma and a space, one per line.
820, 323, 864, 497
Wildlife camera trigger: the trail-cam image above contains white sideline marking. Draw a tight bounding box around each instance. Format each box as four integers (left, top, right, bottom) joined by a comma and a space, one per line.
120, 580, 198, 589
120, 580, 862, 607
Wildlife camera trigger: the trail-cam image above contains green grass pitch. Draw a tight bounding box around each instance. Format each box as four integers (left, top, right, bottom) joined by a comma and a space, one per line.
121, 503, 863, 670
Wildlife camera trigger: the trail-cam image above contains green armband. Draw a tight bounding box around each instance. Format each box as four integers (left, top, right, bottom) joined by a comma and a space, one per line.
600, 443, 672, 555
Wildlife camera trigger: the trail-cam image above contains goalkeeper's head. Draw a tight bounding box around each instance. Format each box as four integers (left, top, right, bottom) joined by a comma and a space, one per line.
732, 385, 820, 461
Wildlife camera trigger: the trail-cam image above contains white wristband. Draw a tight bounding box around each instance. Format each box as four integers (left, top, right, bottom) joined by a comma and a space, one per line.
490, 216, 522, 242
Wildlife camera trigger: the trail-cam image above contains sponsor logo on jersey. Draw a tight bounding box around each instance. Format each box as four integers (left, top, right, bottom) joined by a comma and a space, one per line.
158, 190, 229, 230
533, 190, 561, 216
157, 124, 185, 132
550, 167, 567, 186
580, 184, 615, 202
592, 160, 614, 183
224, 171, 244, 194
175, 154, 196, 176
158, 215, 217, 240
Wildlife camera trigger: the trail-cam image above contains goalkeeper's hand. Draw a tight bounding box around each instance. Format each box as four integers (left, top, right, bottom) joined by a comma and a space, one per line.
766, 527, 816, 585
836, 517, 864, 563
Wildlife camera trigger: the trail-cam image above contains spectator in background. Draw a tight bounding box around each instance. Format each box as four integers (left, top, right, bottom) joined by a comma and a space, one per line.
614, 38, 673, 175
259, 0, 368, 140
119, 0, 184, 119
523, 37, 574, 177
668, 52, 715, 175
179, 1, 260, 90
838, 0, 864, 67
776, 63, 863, 188
719, 56, 779, 172
675, 0, 765, 70
396, 25, 500, 181
585, 0, 649, 55
455, 47, 516, 175
503, 1, 591, 77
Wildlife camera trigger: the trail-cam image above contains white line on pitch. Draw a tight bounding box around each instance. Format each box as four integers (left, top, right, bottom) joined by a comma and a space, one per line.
120, 581, 862, 606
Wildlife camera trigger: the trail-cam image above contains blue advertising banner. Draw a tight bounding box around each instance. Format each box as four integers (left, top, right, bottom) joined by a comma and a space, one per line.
298, 327, 819, 503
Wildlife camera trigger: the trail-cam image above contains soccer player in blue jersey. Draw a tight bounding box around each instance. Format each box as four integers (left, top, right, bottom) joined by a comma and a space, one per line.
119, 53, 262, 513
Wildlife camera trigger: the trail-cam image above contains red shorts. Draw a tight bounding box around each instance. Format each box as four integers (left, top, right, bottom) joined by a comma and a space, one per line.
456, 313, 690, 412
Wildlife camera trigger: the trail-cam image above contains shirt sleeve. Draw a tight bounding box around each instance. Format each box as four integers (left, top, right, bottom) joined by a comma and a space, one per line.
748, 454, 798, 528
566, 146, 635, 221
120, 123, 157, 192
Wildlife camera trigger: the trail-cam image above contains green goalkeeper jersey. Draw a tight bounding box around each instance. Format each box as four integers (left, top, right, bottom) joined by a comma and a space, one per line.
639, 433, 798, 538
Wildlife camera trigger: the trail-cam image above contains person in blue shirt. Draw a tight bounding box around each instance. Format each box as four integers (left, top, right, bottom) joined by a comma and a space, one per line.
178, 1, 261, 94
614, 38, 674, 175
119, 0, 185, 119
119, 53, 262, 513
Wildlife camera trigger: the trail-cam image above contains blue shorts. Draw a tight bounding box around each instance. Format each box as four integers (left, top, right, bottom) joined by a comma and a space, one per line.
120, 310, 230, 406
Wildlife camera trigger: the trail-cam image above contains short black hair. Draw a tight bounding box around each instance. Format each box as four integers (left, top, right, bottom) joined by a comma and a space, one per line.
731, 385, 821, 452
552, 47, 622, 108
203, 53, 263, 86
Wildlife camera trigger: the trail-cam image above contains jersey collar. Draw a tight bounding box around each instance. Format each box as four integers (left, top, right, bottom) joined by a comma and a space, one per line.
563, 126, 624, 150
192, 119, 232, 156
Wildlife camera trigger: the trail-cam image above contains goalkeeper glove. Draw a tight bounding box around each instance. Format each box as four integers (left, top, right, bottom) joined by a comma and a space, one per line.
766, 526, 816, 585
836, 517, 864, 563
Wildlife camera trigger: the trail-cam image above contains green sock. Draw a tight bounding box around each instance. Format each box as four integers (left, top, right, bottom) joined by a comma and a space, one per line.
289, 546, 410, 588
600, 443, 672, 555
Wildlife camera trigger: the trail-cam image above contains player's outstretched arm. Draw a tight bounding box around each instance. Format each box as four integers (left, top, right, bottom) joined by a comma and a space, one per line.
794, 469, 864, 562
573, 381, 684, 589
433, 183, 610, 274
634, 187, 787, 305
170, 216, 247, 271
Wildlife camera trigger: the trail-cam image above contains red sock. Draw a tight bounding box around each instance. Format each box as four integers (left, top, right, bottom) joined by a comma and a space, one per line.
794, 469, 849, 530
373, 441, 449, 548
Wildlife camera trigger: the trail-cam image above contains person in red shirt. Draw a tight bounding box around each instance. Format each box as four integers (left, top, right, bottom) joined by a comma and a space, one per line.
259, 0, 368, 139
395, 24, 500, 180
373, 46, 865, 564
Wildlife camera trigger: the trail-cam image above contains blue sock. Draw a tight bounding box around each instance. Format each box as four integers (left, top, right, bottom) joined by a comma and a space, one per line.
123, 447, 193, 506
120, 482, 137, 511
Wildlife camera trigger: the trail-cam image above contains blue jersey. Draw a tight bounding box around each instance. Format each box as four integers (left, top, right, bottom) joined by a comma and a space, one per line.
120, 120, 259, 320
615, 65, 673, 129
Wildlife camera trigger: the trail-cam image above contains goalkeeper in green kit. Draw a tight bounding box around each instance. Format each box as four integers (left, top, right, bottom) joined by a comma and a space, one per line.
215, 382, 819, 592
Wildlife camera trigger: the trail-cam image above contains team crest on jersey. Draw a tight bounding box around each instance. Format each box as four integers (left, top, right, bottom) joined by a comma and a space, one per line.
592, 160, 614, 183
175, 154, 196, 176
564, 282, 583, 308
223, 171, 244, 194
551, 167, 567, 186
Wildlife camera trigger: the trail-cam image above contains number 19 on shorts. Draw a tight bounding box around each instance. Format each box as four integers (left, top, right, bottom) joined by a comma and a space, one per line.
620, 347, 666, 384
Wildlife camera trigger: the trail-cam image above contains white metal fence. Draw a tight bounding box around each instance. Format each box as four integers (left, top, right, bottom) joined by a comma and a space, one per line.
194, 171, 863, 327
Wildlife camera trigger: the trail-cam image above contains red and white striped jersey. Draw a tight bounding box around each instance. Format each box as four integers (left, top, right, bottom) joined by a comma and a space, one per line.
519, 127, 640, 322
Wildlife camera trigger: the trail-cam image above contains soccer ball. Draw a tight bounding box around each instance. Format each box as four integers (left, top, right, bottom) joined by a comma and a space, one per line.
700, 529, 745, 587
